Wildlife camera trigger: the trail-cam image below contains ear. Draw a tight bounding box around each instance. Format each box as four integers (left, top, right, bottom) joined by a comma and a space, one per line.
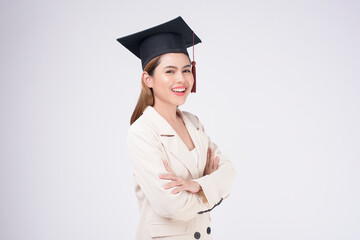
142, 71, 153, 88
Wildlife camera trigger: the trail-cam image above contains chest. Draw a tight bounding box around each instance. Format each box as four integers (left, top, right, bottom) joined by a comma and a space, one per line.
172, 121, 195, 151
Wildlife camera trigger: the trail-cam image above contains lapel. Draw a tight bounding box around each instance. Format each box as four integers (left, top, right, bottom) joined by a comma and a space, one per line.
142, 106, 205, 179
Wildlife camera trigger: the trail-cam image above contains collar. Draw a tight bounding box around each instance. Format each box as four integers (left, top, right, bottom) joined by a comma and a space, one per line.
142, 105, 204, 179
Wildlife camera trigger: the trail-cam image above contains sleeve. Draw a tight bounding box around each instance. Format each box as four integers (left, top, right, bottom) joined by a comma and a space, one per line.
126, 125, 212, 222
192, 115, 236, 211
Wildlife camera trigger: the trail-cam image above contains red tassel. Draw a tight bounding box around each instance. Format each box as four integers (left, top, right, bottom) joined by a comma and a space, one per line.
191, 31, 197, 93
191, 60, 196, 93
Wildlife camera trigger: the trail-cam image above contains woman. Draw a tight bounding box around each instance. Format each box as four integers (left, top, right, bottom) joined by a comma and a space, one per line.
117, 16, 236, 240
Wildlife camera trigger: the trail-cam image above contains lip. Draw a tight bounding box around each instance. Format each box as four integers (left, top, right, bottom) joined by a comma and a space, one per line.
171, 86, 187, 96
172, 91, 186, 96
171, 86, 187, 89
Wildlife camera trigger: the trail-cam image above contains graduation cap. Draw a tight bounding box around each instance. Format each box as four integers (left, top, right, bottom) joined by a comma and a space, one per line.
116, 16, 201, 93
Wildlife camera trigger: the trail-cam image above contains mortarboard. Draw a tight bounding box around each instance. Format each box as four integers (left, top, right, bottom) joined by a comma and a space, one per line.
116, 16, 201, 92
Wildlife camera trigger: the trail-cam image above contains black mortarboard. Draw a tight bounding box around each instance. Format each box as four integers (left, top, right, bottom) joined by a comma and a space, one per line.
116, 16, 201, 70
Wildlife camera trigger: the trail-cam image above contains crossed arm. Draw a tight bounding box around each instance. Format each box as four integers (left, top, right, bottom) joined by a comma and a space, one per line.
159, 147, 219, 195
127, 116, 236, 221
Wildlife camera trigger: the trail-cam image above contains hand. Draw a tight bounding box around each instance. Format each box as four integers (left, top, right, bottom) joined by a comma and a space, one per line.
159, 159, 201, 194
203, 147, 219, 176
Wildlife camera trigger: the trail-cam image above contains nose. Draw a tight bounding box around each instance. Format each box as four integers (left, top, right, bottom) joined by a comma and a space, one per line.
175, 71, 186, 83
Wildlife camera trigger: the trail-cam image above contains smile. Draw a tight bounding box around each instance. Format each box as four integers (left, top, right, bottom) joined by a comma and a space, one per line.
171, 87, 187, 96
171, 88, 186, 92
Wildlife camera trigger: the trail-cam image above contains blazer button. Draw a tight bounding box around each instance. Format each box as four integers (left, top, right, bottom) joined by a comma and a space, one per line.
194, 231, 201, 239
207, 227, 211, 234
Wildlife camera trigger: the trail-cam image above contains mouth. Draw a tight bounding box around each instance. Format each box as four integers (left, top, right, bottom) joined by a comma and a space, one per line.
171, 87, 186, 93
171, 87, 187, 96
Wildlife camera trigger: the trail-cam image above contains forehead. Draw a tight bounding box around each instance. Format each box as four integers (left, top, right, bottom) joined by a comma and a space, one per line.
158, 53, 191, 66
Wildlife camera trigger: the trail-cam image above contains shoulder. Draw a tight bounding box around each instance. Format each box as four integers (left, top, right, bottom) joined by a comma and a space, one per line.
181, 110, 203, 130
127, 112, 158, 142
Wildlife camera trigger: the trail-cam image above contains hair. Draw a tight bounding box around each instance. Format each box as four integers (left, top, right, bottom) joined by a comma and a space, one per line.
130, 56, 161, 125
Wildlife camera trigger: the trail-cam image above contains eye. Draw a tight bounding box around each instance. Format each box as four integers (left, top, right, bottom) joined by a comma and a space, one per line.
183, 69, 191, 73
166, 70, 174, 74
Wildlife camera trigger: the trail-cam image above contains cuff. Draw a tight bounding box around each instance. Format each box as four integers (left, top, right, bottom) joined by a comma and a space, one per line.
193, 174, 221, 207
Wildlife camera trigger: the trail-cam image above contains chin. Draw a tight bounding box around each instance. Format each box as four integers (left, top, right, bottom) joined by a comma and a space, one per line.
170, 101, 184, 107
175, 98, 187, 106
176, 102, 186, 107
166, 93, 189, 107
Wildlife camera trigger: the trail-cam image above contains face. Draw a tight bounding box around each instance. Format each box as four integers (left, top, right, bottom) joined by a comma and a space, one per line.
144, 52, 194, 108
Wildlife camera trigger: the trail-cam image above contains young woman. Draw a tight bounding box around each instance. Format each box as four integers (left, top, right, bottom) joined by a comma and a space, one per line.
117, 16, 236, 240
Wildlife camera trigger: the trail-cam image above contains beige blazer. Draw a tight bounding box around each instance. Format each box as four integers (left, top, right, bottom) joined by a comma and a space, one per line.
127, 105, 236, 240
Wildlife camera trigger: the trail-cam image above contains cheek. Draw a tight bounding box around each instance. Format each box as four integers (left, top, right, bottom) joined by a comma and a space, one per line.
153, 75, 172, 93
189, 75, 194, 83
186, 74, 194, 85
157, 78, 171, 89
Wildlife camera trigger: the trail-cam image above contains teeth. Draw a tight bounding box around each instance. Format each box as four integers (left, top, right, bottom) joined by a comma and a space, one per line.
172, 88, 186, 92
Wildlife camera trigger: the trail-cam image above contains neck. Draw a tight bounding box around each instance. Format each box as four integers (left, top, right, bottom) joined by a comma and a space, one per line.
153, 101, 179, 124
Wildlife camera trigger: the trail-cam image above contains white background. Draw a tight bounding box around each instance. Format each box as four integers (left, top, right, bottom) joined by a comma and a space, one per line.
1, 0, 359, 239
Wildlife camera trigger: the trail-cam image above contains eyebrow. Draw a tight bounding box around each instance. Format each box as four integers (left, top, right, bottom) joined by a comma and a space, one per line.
164, 64, 191, 69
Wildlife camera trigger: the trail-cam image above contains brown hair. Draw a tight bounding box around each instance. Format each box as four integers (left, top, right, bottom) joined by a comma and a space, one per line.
130, 56, 161, 125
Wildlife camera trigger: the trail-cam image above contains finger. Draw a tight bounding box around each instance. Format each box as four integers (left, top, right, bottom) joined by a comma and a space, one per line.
214, 156, 220, 170
209, 149, 214, 169
205, 148, 210, 169
162, 159, 168, 168
172, 186, 185, 194
159, 174, 178, 181
206, 155, 210, 169
163, 159, 170, 172
162, 159, 174, 174
164, 181, 182, 190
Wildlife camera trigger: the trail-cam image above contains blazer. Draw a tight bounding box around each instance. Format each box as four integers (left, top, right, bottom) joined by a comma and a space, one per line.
127, 105, 236, 240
